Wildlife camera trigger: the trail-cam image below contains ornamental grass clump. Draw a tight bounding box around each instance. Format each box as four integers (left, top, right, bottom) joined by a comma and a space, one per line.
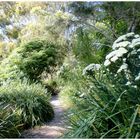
0, 106, 22, 138
0, 80, 54, 138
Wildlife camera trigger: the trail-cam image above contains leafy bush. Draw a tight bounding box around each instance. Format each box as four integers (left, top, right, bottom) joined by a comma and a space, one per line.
65, 33, 140, 138
18, 39, 62, 81
0, 80, 54, 138
0, 49, 24, 85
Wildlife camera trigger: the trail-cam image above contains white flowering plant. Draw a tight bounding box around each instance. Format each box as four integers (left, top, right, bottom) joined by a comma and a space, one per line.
67, 33, 140, 138
104, 32, 140, 88
82, 63, 101, 76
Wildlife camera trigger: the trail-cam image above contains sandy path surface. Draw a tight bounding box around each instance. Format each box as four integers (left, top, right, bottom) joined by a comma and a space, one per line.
21, 95, 67, 138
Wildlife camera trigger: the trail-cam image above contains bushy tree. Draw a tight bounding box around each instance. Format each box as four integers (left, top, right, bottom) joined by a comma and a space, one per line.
18, 39, 62, 81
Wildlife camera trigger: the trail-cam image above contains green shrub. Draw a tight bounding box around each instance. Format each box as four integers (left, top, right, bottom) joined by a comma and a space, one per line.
0, 49, 24, 85
0, 80, 54, 133
18, 39, 63, 81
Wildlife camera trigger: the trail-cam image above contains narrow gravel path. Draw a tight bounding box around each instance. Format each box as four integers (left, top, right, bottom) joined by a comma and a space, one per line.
21, 95, 67, 138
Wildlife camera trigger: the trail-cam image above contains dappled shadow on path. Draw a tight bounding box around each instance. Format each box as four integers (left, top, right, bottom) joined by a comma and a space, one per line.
21, 95, 67, 138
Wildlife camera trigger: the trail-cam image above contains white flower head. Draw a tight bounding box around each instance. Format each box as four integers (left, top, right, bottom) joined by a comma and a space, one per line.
114, 32, 134, 44
82, 63, 101, 75
104, 59, 111, 67
112, 41, 130, 50
134, 34, 140, 38
135, 73, 140, 81
104, 32, 140, 87
123, 58, 126, 62
132, 85, 137, 89
116, 48, 128, 57
110, 56, 118, 62
131, 50, 137, 55
125, 81, 131, 86
105, 51, 116, 59
117, 63, 128, 73
132, 38, 140, 47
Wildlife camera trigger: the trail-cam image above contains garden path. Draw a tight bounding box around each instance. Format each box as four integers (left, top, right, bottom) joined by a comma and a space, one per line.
21, 95, 67, 138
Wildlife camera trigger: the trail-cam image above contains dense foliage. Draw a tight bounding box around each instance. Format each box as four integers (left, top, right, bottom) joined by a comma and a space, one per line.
0, 1, 140, 138
72, 28, 109, 66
